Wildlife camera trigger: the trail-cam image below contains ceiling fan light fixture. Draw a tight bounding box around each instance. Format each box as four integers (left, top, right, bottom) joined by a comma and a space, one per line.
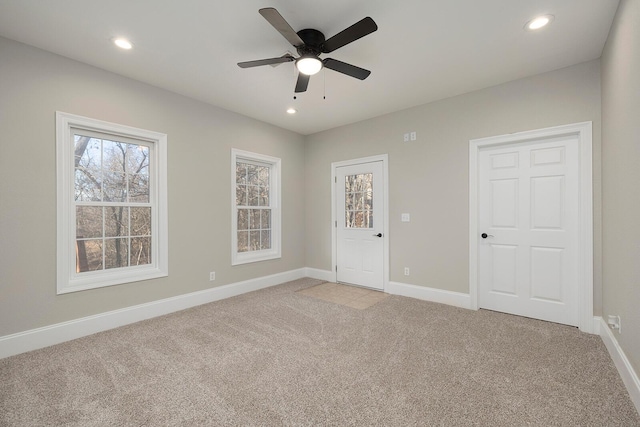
296, 56, 323, 75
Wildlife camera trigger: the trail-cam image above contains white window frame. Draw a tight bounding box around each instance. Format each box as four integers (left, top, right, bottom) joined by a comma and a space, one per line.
56, 112, 168, 294
231, 149, 281, 265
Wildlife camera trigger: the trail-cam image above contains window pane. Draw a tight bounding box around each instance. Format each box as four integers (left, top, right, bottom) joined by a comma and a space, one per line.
74, 136, 100, 169
346, 211, 354, 228
237, 209, 249, 230
128, 173, 149, 203
236, 185, 247, 206
102, 140, 126, 173
74, 137, 102, 201
248, 186, 259, 206
76, 206, 103, 239
365, 189, 373, 209
76, 239, 103, 272
259, 187, 270, 207
74, 136, 102, 201
102, 171, 127, 202
131, 207, 151, 236
249, 231, 261, 251
236, 163, 247, 184
250, 209, 261, 230
260, 230, 271, 250
256, 166, 269, 187
246, 164, 259, 185
105, 206, 129, 237
131, 237, 151, 266
102, 140, 127, 202
261, 210, 271, 229
105, 238, 129, 269
127, 144, 149, 175
74, 169, 102, 202
237, 231, 249, 252
344, 193, 358, 211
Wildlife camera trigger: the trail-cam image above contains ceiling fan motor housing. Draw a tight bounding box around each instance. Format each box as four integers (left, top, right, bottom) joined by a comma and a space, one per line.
296, 29, 325, 56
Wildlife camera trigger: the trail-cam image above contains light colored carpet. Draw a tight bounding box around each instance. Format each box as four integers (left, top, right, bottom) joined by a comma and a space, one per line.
1, 277, 638, 426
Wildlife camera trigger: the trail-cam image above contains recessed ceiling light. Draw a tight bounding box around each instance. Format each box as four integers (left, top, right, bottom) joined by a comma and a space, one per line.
286, 108, 297, 114
525, 15, 554, 31
113, 38, 133, 50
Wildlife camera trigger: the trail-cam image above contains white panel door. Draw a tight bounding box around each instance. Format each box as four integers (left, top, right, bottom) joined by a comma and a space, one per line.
478, 136, 580, 326
336, 161, 384, 289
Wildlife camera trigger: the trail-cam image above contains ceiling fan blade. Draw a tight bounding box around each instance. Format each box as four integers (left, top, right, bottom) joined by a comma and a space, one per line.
238, 55, 294, 68
259, 7, 305, 48
323, 58, 371, 80
321, 17, 377, 53
294, 73, 310, 93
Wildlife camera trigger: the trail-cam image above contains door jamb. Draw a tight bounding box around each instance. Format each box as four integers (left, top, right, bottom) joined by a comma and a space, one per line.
331, 154, 389, 291
469, 122, 593, 333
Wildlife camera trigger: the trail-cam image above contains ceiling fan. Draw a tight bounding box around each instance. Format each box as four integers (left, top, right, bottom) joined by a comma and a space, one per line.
237, 7, 378, 93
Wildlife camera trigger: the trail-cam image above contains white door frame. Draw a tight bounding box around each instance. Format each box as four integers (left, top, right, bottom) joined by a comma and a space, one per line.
469, 122, 594, 333
332, 154, 389, 291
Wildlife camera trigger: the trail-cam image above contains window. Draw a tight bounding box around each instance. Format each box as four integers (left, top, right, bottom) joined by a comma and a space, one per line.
56, 112, 167, 294
345, 173, 373, 228
231, 149, 281, 265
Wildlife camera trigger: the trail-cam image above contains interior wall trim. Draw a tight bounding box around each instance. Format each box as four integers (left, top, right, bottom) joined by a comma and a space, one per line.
387, 281, 472, 309
599, 317, 640, 413
304, 268, 334, 282
0, 268, 306, 359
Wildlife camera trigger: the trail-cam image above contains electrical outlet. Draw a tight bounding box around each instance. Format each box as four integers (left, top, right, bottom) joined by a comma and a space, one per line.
209, 272, 216, 281
607, 315, 621, 333
403, 133, 410, 142
401, 213, 410, 222
410, 131, 417, 141
404, 267, 410, 276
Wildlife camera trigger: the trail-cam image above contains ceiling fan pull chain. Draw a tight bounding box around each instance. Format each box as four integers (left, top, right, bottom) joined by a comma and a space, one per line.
323, 68, 326, 100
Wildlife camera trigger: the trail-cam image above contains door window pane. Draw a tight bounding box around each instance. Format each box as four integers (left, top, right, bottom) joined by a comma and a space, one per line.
345, 173, 373, 228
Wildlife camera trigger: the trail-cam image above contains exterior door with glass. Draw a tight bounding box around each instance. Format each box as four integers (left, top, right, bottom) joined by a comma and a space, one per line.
336, 161, 384, 290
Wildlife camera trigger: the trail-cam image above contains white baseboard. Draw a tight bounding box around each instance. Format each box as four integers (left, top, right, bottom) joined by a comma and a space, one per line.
0, 268, 306, 359
304, 267, 334, 282
598, 317, 640, 413
387, 281, 472, 309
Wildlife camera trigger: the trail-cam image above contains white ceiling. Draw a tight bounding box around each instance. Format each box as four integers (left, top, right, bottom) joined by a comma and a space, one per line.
0, 1, 619, 135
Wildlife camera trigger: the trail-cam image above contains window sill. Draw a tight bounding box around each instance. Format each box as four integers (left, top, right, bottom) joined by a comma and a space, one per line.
57, 266, 168, 294
232, 250, 281, 266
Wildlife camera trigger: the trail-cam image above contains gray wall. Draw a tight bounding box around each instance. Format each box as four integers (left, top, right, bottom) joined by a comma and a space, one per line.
601, 0, 640, 376
305, 61, 602, 310
0, 37, 306, 336
0, 36, 609, 342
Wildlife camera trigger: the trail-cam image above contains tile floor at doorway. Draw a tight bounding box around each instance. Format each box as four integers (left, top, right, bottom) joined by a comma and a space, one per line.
296, 282, 389, 309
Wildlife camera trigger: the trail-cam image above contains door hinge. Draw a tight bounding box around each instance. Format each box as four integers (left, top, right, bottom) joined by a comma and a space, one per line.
335, 220, 337, 227
335, 176, 337, 183
335, 265, 337, 272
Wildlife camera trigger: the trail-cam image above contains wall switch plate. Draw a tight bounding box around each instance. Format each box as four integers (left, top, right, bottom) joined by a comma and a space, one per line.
403, 133, 410, 142
209, 272, 216, 281
410, 131, 417, 141
401, 213, 410, 222
404, 267, 410, 276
